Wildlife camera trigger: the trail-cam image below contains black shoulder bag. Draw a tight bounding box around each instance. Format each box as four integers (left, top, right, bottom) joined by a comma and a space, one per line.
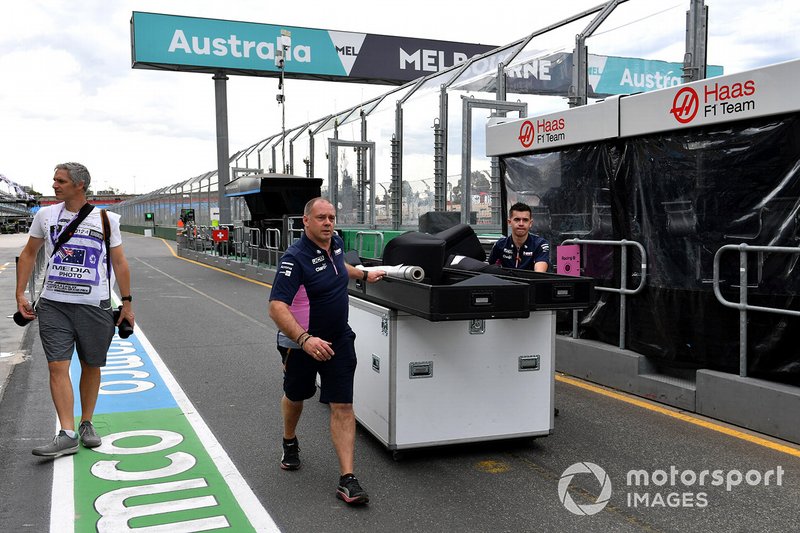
100, 209, 133, 338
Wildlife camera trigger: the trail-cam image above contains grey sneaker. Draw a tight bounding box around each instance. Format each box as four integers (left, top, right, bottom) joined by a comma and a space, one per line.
32, 430, 79, 457
79, 420, 102, 448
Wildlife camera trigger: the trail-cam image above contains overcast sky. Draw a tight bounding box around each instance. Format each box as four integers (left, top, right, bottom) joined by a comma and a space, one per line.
1, 0, 799, 196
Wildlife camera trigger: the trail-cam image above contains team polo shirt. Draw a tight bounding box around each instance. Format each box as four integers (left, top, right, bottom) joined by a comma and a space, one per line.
488, 234, 550, 270
270, 232, 351, 343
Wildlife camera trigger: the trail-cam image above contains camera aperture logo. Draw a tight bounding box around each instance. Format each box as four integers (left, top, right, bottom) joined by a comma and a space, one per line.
558, 462, 612, 516
559, 462, 785, 515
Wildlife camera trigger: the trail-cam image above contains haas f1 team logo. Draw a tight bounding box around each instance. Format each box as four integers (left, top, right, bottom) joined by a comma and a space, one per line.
670, 87, 699, 124
518, 120, 535, 148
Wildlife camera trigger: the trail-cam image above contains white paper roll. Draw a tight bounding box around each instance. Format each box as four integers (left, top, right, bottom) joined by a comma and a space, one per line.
357, 264, 425, 282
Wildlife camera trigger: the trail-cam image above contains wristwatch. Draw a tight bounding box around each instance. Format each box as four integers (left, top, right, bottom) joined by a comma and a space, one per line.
121, 295, 133, 302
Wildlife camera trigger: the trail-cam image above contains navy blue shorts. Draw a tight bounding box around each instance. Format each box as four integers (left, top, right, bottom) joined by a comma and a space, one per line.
282, 330, 357, 404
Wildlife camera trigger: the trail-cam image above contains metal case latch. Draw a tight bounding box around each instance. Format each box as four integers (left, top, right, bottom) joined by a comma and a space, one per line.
469, 319, 485, 335
518, 355, 540, 371
409, 361, 433, 379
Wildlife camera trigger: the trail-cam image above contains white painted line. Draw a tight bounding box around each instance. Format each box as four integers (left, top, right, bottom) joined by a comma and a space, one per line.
50, 453, 75, 533
134, 326, 280, 532
49, 324, 280, 532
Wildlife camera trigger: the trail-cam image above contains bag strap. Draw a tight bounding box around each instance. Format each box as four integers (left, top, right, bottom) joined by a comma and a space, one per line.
52, 203, 95, 257
101, 209, 112, 299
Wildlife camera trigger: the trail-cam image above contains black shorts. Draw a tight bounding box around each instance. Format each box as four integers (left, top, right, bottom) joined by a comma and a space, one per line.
277, 345, 292, 365
282, 330, 357, 404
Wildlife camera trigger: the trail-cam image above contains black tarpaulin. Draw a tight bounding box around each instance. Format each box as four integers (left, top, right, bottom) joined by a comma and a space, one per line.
502, 113, 800, 384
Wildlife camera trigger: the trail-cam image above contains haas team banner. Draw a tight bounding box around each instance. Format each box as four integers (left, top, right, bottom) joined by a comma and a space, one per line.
130, 12, 496, 85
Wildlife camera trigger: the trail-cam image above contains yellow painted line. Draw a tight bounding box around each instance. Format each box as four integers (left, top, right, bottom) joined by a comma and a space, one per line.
158, 238, 274, 289
557, 374, 800, 458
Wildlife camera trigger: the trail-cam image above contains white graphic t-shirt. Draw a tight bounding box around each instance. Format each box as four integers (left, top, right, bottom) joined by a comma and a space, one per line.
29, 203, 122, 306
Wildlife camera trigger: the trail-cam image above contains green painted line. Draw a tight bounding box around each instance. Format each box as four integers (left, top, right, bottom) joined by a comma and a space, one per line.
73, 408, 255, 531
53, 326, 279, 532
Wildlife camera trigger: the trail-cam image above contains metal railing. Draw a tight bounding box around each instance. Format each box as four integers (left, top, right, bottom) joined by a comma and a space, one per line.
244, 227, 261, 266
354, 231, 384, 259
264, 228, 282, 268
287, 216, 304, 246
561, 238, 648, 349
183, 223, 287, 269
713, 243, 800, 377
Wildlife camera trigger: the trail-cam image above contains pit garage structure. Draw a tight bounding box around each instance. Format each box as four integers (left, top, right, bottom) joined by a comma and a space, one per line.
115, 1, 800, 443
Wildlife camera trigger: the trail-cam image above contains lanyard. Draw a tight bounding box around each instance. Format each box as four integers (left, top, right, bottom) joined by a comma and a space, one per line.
514, 239, 525, 268
50, 206, 81, 248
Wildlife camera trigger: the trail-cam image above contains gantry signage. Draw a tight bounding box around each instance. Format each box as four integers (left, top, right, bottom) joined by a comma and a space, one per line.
130, 12, 497, 85
462, 51, 723, 97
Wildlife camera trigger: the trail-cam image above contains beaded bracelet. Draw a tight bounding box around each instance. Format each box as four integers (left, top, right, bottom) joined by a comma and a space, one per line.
296, 332, 311, 347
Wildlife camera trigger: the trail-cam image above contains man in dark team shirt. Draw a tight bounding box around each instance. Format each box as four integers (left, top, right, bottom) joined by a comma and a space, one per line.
268, 197, 384, 506
488, 202, 550, 272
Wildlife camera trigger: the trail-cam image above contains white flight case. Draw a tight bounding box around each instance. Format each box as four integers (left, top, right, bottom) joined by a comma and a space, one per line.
349, 297, 555, 452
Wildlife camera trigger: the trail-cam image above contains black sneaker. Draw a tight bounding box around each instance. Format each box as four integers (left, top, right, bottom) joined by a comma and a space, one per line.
337, 473, 369, 505
280, 437, 300, 470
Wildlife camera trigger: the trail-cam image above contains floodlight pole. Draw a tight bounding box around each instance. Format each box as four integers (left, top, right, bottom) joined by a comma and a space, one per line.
276, 30, 291, 174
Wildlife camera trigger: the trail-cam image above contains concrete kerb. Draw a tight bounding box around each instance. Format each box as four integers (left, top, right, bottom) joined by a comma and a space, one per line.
0, 321, 36, 404
556, 335, 800, 445
0, 233, 38, 405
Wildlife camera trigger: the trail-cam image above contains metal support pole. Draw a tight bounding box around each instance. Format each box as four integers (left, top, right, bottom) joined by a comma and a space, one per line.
392, 101, 403, 230
308, 134, 315, 178
739, 247, 748, 377
496, 61, 507, 102
619, 243, 628, 349
356, 143, 365, 224
213, 72, 231, 224
328, 140, 339, 212
390, 134, 401, 230
569, 43, 589, 108
491, 61, 506, 226
569, 0, 624, 107
572, 309, 579, 339
436, 85, 448, 212
461, 97, 473, 224
433, 118, 445, 211
683, 0, 709, 82
360, 111, 368, 225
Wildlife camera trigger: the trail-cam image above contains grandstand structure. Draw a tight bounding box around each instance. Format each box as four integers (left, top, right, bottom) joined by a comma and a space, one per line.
0, 174, 35, 233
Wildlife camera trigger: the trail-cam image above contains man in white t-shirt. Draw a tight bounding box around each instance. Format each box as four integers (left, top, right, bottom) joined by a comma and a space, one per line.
15, 162, 134, 457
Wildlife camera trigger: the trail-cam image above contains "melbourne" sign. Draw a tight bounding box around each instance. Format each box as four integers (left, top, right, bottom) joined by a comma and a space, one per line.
130, 12, 496, 85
